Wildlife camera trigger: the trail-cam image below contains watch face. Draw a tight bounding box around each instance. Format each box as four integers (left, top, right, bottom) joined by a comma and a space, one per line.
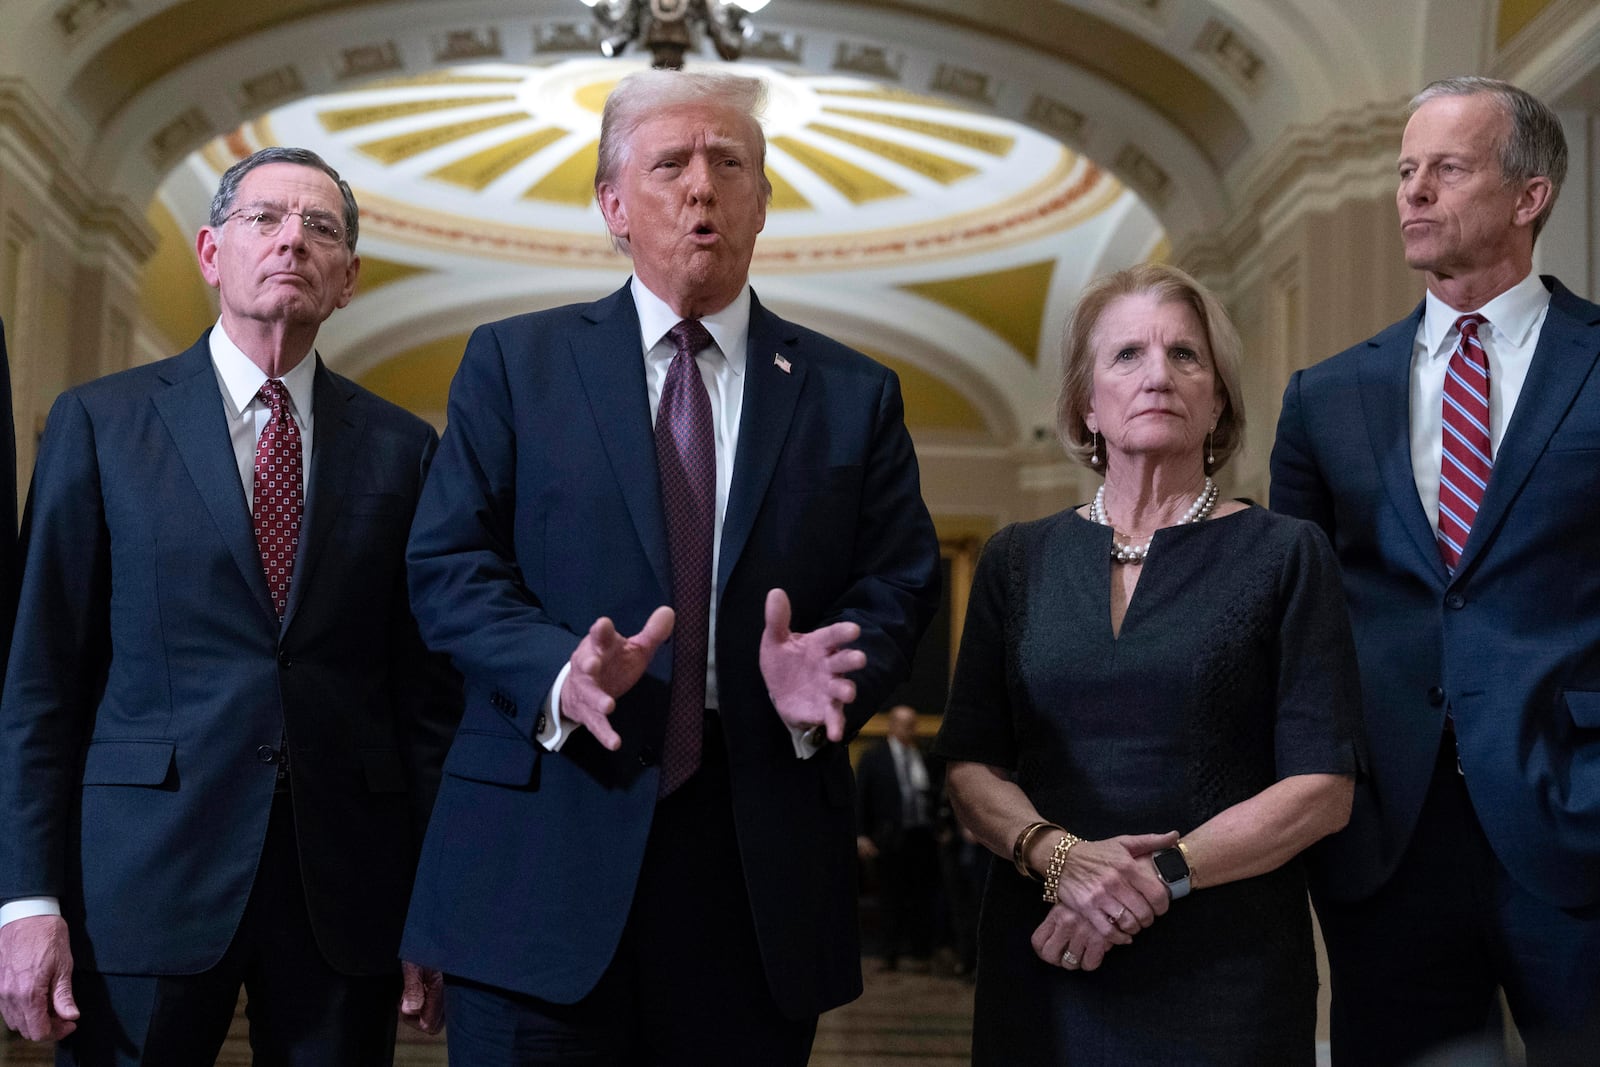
1153, 848, 1189, 882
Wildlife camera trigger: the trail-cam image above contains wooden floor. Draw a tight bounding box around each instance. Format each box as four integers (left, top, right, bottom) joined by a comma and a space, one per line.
0, 960, 975, 1065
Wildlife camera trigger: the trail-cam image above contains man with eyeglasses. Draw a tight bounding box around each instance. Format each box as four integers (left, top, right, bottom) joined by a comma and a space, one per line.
0, 146, 461, 1065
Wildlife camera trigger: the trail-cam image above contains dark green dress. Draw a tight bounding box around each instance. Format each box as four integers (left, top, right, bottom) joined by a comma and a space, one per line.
934, 505, 1362, 1065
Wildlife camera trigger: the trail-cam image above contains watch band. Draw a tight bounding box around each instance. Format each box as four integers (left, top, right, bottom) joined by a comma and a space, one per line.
1152, 847, 1192, 900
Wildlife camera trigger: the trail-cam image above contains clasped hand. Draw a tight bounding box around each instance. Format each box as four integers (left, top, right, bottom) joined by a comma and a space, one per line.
1029, 831, 1178, 972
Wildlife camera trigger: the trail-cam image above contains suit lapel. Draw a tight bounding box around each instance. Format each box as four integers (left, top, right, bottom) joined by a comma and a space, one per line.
151, 337, 278, 623
1455, 280, 1600, 575
1357, 304, 1449, 584
719, 295, 804, 598
573, 286, 672, 599
283, 360, 363, 627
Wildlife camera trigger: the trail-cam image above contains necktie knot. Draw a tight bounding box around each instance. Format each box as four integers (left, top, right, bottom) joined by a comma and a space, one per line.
259, 378, 291, 420
1455, 314, 1486, 348
668, 319, 714, 363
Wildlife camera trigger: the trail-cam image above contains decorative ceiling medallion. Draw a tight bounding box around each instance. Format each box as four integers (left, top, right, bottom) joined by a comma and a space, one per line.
208, 58, 1125, 271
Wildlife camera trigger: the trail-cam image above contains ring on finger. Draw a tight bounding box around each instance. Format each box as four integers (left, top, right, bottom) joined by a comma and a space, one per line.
1112, 906, 1130, 925
1061, 950, 1079, 968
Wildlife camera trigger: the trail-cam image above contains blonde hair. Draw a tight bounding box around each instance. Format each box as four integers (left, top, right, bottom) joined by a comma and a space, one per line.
1055, 263, 1245, 474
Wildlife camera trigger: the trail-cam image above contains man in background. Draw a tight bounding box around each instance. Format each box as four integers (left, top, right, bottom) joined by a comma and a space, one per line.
856, 704, 941, 972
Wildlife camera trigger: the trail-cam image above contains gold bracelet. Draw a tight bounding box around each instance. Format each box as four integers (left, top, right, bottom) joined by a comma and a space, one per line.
1177, 839, 1197, 890
1012, 820, 1062, 881
1041, 831, 1082, 904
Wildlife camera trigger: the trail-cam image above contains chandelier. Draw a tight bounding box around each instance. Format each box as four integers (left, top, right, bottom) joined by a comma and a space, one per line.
577, 0, 772, 69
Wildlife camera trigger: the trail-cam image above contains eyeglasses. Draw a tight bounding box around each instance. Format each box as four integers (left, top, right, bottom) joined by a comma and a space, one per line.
225, 208, 346, 247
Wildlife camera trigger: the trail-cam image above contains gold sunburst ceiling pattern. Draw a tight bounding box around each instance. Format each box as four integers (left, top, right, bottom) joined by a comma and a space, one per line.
224, 58, 1124, 270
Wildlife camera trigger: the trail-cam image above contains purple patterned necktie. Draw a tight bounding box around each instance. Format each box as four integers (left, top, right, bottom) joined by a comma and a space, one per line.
656, 320, 716, 796
253, 378, 303, 618
1438, 314, 1490, 572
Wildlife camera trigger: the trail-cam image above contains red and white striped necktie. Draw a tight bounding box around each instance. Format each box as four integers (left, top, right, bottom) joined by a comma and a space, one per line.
1437, 314, 1490, 572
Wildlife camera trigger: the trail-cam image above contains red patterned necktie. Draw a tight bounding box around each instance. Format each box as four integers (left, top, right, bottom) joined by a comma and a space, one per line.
253, 378, 303, 618
655, 319, 716, 797
1437, 314, 1490, 572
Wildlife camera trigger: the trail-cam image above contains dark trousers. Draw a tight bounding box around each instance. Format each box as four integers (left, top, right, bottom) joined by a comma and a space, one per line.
875, 825, 940, 965
444, 713, 816, 1067
58, 794, 400, 1067
1316, 739, 1600, 1067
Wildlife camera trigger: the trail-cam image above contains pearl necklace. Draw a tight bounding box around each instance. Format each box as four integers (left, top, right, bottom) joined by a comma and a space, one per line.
1089, 477, 1219, 564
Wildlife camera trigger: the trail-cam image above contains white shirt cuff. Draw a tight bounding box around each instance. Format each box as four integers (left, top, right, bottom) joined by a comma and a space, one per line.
539, 663, 576, 751
0, 898, 61, 929
788, 723, 824, 760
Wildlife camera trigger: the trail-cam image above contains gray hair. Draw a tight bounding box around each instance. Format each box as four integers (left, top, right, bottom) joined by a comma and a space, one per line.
1410, 76, 1567, 242
208, 146, 360, 251
1056, 263, 1246, 476
595, 69, 772, 255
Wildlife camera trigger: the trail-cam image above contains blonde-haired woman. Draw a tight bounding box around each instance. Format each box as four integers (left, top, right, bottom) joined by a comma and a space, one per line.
936, 264, 1362, 1064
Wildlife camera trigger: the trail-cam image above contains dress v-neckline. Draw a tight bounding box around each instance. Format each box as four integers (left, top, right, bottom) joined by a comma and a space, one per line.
1074, 505, 1252, 641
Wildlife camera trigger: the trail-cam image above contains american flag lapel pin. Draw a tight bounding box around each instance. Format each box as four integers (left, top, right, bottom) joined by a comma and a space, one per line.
773, 353, 792, 374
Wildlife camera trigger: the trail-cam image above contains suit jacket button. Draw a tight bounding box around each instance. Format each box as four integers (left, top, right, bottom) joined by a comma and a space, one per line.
536, 712, 548, 734
1427, 686, 1446, 707
638, 744, 658, 767
1445, 592, 1466, 610
256, 745, 277, 764
277, 650, 292, 668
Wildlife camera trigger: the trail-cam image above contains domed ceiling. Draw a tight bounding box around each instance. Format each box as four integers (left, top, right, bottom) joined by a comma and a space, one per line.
148, 56, 1165, 442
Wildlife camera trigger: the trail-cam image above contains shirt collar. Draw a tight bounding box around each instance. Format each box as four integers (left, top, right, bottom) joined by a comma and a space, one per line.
1420, 270, 1550, 360
208, 320, 317, 421
630, 276, 749, 377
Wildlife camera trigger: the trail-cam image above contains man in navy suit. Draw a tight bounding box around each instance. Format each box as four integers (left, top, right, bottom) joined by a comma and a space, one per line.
402, 69, 940, 1063
1272, 77, 1600, 1064
0, 315, 15, 677
0, 147, 459, 1064
855, 705, 941, 971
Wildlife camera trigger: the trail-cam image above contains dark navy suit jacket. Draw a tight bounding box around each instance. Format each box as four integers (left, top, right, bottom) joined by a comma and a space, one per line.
0, 317, 16, 678
1271, 277, 1600, 909
0, 334, 461, 975
401, 284, 940, 1019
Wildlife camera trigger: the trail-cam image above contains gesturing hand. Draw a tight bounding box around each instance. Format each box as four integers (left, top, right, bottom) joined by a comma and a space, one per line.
562, 607, 675, 751
0, 915, 79, 1042
758, 589, 866, 743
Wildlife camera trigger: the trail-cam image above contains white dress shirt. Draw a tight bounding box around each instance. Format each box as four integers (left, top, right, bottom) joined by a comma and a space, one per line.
539, 280, 820, 759
0, 322, 317, 930
1409, 270, 1549, 532
209, 320, 317, 505
889, 736, 931, 826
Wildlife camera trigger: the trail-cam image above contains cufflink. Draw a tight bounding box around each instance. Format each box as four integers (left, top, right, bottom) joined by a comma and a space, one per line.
804, 725, 828, 748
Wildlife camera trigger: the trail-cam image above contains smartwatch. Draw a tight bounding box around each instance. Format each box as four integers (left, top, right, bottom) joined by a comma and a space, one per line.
1152, 847, 1191, 900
